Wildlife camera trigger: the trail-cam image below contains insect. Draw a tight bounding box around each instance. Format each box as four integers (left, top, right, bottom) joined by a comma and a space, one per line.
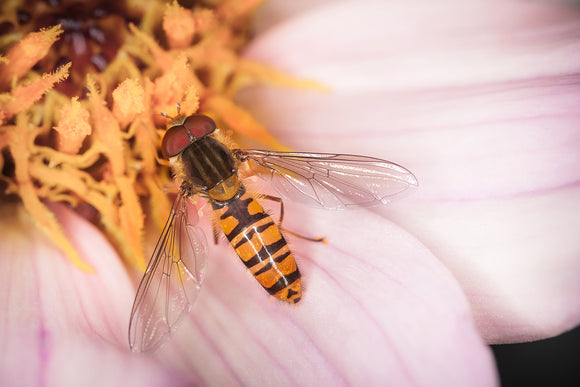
128, 108, 418, 351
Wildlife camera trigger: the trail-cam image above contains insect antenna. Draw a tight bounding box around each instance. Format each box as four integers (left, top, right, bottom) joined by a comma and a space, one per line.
160, 102, 182, 121
160, 111, 173, 120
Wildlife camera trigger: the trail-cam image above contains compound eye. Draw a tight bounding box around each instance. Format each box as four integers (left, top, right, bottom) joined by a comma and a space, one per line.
161, 125, 191, 158
183, 114, 217, 138
160, 115, 217, 158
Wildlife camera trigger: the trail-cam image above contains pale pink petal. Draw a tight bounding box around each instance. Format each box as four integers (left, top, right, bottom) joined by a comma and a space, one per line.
0, 204, 185, 386
0, 201, 496, 384
243, 0, 580, 343
149, 204, 497, 385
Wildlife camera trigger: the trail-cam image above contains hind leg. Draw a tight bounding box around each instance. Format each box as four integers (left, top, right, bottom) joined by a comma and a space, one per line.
260, 194, 327, 244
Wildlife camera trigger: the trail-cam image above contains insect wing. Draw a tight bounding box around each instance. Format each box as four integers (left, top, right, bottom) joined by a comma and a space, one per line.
128, 192, 208, 352
236, 149, 418, 210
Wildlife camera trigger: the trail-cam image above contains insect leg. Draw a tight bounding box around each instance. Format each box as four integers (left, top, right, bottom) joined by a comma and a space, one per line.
260, 194, 327, 244
212, 216, 220, 245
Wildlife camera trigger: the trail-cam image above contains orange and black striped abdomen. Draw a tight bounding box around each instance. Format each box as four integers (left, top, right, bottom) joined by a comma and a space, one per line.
215, 192, 302, 303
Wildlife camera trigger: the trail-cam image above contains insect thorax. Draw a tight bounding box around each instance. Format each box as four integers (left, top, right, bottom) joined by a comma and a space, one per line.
180, 136, 239, 199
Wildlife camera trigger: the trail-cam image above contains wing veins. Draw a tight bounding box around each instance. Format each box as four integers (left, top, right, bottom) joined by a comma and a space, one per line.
238, 149, 418, 209
128, 191, 208, 352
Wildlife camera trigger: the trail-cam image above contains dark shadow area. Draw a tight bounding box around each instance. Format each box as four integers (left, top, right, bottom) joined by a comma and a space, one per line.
492, 324, 580, 386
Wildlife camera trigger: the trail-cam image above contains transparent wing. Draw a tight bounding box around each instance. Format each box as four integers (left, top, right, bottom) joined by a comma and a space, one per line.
235, 149, 418, 210
128, 190, 208, 352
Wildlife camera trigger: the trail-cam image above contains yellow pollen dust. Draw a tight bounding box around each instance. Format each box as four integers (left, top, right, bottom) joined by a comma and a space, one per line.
0, 25, 63, 89
163, 1, 196, 49
112, 79, 145, 129
54, 97, 91, 154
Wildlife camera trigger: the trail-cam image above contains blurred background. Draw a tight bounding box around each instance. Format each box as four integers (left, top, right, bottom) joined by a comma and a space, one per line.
492, 324, 580, 386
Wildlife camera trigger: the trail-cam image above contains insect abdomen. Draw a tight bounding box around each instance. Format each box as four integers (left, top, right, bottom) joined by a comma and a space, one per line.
215, 192, 302, 303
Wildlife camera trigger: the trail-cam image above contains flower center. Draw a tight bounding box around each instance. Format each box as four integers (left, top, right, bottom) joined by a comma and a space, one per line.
5, 0, 141, 96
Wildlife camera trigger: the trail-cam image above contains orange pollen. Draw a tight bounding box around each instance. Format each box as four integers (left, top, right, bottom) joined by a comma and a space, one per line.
54, 97, 91, 154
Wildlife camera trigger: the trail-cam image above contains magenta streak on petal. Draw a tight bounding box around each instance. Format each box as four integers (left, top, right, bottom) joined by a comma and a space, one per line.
201, 280, 299, 384
64, 262, 111, 346
183, 311, 244, 385
302, 108, 580, 140
37, 328, 52, 387
202, 277, 346, 385
430, 179, 580, 203
276, 308, 350, 385
32, 257, 51, 387
302, 241, 430, 308
296, 248, 418, 385
162, 336, 204, 385
300, 240, 447, 328
292, 74, 580, 139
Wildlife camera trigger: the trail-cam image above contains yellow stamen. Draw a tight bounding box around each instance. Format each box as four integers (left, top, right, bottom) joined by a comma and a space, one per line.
54, 97, 91, 154
1, 63, 71, 123
0, 25, 63, 89
205, 95, 290, 151
0, 1, 325, 273
10, 116, 94, 272
112, 79, 145, 129
163, 1, 197, 49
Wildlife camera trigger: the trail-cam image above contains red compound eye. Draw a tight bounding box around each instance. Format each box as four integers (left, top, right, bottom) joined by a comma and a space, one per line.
161, 115, 217, 158
183, 114, 216, 138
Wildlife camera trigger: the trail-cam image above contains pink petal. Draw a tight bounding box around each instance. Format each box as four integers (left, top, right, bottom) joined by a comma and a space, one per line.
0, 203, 185, 386
0, 201, 496, 384
149, 204, 496, 385
242, 0, 580, 343
0, 2, 503, 384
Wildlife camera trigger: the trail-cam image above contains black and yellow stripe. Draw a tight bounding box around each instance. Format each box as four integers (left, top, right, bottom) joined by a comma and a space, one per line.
214, 192, 302, 303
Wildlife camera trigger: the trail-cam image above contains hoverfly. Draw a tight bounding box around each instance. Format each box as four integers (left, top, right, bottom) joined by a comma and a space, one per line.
128, 108, 418, 351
